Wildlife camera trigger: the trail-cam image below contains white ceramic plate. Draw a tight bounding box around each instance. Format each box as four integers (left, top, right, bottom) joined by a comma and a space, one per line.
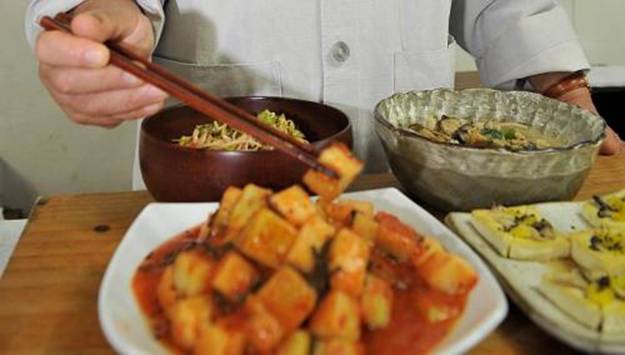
446, 201, 625, 354
98, 188, 507, 354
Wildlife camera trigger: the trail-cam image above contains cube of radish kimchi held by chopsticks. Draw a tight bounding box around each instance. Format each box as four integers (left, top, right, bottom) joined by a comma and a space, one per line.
303, 143, 363, 201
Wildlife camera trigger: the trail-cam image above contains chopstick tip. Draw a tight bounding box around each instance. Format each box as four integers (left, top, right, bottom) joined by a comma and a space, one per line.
317, 165, 339, 179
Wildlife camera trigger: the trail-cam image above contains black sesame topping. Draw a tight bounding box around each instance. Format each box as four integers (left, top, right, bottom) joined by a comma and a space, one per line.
598, 276, 611, 289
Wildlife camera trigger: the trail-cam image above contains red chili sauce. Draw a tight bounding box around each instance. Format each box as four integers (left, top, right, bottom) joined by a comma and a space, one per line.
133, 228, 470, 355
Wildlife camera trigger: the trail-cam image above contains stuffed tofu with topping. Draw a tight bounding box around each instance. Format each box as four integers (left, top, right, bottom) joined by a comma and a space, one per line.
571, 228, 625, 280
538, 269, 625, 334
471, 206, 569, 260
582, 189, 625, 229
303, 143, 363, 201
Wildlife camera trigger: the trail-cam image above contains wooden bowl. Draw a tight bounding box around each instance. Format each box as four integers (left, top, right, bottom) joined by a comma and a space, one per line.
140, 96, 352, 201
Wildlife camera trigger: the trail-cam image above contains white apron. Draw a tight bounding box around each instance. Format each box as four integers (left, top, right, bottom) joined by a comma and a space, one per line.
25, 0, 590, 191
133, 0, 457, 189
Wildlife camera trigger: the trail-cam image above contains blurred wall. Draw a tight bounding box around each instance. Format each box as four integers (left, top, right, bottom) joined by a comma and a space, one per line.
0, 0, 623, 214
0, 2, 136, 214
454, 0, 625, 71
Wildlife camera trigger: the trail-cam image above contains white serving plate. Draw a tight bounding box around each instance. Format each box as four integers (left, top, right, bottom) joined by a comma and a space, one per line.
446, 201, 625, 354
99, 188, 507, 354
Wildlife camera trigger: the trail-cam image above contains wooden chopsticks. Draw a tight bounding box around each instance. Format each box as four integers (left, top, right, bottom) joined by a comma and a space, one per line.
39, 14, 338, 179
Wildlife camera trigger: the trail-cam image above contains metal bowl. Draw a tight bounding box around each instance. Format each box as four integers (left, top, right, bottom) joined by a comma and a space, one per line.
374, 88, 606, 211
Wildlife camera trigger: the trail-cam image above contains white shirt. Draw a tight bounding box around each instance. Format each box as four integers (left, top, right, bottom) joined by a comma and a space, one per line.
26, 0, 589, 189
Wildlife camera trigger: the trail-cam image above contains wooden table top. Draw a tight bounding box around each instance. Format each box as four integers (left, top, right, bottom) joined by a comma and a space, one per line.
0, 153, 623, 354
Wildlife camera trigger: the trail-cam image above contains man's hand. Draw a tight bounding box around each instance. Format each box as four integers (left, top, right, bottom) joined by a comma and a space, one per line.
556, 87, 623, 155
36, 0, 168, 128
530, 72, 624, 155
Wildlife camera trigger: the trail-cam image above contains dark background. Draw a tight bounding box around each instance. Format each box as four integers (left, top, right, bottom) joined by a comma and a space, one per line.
593, 88, 625, 136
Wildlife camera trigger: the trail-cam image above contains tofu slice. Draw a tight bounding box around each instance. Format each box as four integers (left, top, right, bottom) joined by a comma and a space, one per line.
508, 236, 570, 261
235, 208, 298, 268
581, 189, 625, 229
612, 274, 625, 299
270, 185, 317, 226
328, 228, 371, 296
212, 251, 259, 301
310, 290, 361, 341
471, 207, 570, 261
286, 216, 336, 273
571, 228, 625, 280
303, 143, 363, 201
537, 276, 602, 331
603, 298, 625, 334
470, 209, 512, 257
539, 269, 625, 334
257, 266, 318, 331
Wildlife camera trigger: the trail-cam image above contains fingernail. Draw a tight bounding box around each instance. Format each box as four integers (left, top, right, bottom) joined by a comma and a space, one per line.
84, 49, 106, 66
122, 72, 142, 85
145, 85, 168, 100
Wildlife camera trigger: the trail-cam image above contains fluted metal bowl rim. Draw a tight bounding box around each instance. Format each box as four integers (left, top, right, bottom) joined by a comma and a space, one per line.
374, 88, 607, 155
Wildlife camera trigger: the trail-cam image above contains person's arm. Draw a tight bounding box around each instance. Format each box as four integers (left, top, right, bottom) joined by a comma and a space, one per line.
529, 72, 622, 154
449, 0, 623, 154
26, 0, 168, 128
25, 0, 165, 49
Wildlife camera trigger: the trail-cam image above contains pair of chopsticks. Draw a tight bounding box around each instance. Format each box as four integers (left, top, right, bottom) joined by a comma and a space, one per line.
40, 13, 338, 179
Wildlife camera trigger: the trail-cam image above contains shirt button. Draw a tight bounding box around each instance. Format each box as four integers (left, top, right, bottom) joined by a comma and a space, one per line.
331, 41, 350, 63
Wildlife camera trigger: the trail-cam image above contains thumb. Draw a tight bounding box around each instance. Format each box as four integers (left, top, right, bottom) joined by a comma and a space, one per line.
70, 1, 141, 44
70, 12, 134, 44
600, 128, 623, 155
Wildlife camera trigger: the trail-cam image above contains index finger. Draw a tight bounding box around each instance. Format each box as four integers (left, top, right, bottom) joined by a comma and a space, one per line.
35, 30, 109, 68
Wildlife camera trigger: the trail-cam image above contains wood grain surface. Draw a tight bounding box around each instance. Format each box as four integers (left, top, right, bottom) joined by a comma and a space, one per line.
0, 153, 622, 355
